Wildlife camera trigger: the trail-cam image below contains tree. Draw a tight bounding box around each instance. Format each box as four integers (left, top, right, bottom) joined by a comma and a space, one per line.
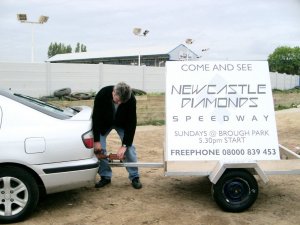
81, 44, 87, 52
48, 42, 87, 58
48, 42, 72, 58
268, 46, 300, 75
66, 45, 72, 53
75, 42, 87, 53
75, 42, 80, 53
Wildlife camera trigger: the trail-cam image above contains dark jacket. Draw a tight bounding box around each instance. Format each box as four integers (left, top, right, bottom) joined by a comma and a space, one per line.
92, 86, 137, 146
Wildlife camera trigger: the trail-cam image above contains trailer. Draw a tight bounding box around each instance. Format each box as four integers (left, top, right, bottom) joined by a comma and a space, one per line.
107, 144, 300, 212
109, 60, 300, 212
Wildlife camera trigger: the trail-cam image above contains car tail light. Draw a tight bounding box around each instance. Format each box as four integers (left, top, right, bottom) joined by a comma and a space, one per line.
82, 130, 94, 149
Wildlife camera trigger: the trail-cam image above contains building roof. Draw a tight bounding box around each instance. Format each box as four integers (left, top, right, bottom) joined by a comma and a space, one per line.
46, 44, 198, 62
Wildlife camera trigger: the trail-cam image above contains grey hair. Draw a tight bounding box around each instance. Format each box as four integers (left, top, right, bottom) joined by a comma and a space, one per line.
113, 82, 132, 103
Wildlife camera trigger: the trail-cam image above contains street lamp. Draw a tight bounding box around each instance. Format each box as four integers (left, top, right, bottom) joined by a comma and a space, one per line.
185, 38, 194, 61
185, 38, 193, 44
17, 14, 49, 62
133, 27, 149, 66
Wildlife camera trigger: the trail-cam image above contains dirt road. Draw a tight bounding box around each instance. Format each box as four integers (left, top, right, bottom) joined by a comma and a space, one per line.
19, 108, 300, 225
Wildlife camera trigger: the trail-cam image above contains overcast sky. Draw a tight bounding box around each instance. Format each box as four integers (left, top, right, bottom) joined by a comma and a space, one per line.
0, 0, 299, 63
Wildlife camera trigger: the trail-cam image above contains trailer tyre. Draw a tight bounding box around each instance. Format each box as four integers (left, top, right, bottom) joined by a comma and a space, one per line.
212, 169, 258, 212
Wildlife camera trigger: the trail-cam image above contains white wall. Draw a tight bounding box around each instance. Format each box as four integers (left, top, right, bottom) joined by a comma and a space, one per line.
1, 63, 47, 97
269, 72, 299, 90
0, 62, 298, 97
0, 62, 165, 97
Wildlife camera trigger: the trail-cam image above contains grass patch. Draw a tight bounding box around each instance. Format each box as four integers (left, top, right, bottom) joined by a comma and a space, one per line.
275, 103, 298, 111
273, 87, 300, 94
275, 104, 291, 111
138, 120, 165, 126
146, 92, 165, 96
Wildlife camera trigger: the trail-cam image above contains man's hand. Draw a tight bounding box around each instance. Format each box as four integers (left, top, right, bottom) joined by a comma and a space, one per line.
94, 142, 107, 159
117, 146, 127, 159
94, 142, 102, 151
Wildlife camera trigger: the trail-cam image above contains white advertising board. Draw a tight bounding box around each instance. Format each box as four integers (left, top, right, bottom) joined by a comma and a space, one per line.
166, 61, 280, 161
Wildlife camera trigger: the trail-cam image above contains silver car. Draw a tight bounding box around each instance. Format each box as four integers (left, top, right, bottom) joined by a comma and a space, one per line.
0, 90, 98, 223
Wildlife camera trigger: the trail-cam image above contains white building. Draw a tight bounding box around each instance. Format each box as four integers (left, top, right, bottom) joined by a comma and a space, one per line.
46, 44, 199, 67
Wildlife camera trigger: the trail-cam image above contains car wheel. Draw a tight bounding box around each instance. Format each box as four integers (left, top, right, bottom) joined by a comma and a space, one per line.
0, 166, 39, 223
212, 169, 258, 212
54, 88, 71, 97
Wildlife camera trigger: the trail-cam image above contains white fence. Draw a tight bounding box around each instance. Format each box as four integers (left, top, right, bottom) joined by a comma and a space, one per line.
0, 62, 299, 97
0, 62, 165, 97
269, 72, 299, 90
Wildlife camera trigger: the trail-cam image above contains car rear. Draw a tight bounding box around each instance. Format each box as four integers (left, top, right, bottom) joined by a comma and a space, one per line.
0, 91, 99, 194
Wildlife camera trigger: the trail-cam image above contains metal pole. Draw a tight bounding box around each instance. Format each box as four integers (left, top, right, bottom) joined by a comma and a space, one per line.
133, 28, 149, 66
17, 14, 49, 63
186, 49, 189, 61
185, 39, 193, 61
31, 24, 35, 63
138, 53, 141, 66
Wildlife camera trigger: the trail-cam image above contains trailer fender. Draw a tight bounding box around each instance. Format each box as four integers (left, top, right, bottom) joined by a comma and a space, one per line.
209, 161, 269, 184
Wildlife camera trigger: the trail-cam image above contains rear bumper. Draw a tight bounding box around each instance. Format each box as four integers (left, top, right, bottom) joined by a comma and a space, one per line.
37, 157, 99, 194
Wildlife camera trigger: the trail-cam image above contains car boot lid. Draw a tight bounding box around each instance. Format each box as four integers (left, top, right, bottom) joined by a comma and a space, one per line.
67, 106, 92, 120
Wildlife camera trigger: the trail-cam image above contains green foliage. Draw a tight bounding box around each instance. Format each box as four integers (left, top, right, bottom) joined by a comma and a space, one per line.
268, 46, 300, 75
273, 88, 300, 111
275, 104, 290, 111
75, 43, 80, 53
137, 120, 165, 126
274, 103, 298, 111
147, 92, 165, 96
75, 42, 87, 53
48, 42, 72, 58
81, 45, 87, 52
272, 87, 300, 94
48, 42, 87, 58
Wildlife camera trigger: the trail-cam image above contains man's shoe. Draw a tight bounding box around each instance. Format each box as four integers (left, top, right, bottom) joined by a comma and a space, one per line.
95, 178, 111, 188
131, 177, 142, 189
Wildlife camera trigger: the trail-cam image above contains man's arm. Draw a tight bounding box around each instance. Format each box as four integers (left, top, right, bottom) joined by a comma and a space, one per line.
92, 90, 104, 143
122, 96, 137, 147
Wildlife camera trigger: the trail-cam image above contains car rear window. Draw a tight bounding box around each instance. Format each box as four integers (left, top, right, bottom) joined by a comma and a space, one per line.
7, 92, 79, 120
20, 94, 82, 119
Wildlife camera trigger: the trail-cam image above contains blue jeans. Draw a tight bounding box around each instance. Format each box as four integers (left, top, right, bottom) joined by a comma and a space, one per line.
98, 126, 139, 181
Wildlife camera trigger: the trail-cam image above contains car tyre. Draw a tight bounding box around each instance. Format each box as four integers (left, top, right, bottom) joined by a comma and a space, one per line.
71, 92, 92, 100
54, 88, 71, 97
0, 166, 39, 223
132, 88, 147, 96
40, 95, 60, 102
211, 169, 258, 212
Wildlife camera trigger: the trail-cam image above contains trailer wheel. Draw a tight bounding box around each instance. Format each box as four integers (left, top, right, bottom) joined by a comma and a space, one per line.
212, 169, 258, 212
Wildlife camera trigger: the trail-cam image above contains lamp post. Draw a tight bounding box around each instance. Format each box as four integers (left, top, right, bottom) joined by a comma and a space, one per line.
17, 14, 49, 62
185, 38, 194, 61
133, 27, 149, 66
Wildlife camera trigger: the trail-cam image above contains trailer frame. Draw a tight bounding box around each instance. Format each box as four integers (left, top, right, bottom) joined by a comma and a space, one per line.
108, 144, 300, 212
